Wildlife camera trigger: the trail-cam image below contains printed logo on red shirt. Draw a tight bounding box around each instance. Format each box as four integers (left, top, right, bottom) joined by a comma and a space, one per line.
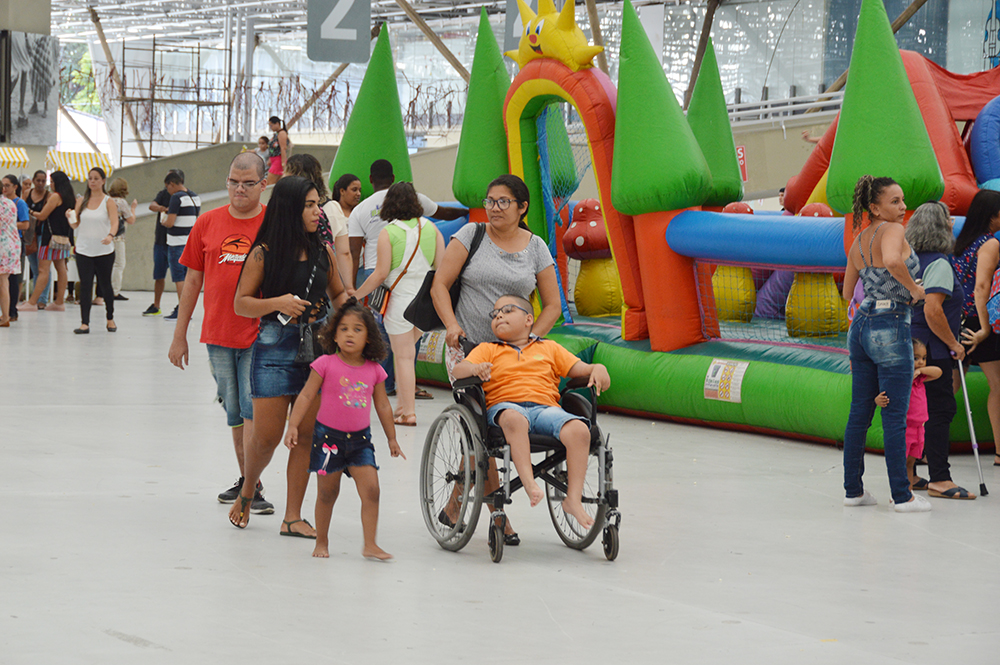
219, 234, 253, 264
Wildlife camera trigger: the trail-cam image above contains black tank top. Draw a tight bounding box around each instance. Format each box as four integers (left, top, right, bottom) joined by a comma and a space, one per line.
262, 249, 330, 322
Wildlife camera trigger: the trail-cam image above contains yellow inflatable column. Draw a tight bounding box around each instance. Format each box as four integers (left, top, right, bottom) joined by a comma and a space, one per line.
786, 273, 849, 337
711, 266, 756, 322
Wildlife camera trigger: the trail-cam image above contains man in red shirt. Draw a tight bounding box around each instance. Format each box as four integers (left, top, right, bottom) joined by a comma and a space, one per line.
168, 153, 279, 519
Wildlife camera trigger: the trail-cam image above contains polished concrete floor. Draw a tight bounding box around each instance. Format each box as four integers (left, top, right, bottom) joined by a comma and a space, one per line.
2, 294, 998, 663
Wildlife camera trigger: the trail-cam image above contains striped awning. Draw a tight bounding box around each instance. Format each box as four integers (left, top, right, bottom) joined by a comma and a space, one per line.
0, 146, 29, 170
45, 150, 113, 182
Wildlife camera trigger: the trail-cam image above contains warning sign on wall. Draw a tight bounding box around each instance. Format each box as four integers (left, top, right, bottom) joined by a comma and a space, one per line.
704, 359, 750, 403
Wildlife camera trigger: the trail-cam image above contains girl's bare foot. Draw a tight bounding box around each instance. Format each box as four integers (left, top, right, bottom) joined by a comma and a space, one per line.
312, 543, 330, 558
562, 498, 595, 529
362, 545, 393, 561
524, 480, 544, 507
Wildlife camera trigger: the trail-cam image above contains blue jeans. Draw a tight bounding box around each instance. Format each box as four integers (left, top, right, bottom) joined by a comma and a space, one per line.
359, 267, 395, 392
206, 344, 254, 427
843, 299, 914, 504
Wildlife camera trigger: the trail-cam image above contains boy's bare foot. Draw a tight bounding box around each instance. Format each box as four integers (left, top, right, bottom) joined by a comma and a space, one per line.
562, 498, 595, 529
228, 494, 252, 528
312, 543, 330, 558
524, 480, 544, 507
362, 546, 393, 561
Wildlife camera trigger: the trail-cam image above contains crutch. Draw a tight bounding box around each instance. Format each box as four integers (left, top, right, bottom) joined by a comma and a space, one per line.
956, 361, 989, 496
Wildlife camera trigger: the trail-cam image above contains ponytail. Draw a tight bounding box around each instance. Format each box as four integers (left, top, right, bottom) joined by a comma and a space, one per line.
851, 174, 898, 231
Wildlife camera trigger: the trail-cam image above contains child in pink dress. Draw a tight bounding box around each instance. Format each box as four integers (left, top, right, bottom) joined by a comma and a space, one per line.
285, 298, 404, 560
874, 339, 942, 490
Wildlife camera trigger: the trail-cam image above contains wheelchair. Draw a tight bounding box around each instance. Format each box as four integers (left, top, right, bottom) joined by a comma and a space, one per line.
419, 375, 620, 563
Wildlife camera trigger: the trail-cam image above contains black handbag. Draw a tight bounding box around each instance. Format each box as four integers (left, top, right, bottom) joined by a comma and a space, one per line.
403, 223, 486, 331
293, 259, 328, 365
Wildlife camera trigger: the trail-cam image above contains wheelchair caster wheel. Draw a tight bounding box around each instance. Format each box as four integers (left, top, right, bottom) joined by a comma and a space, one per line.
602, 524, 619, 561
489, 523, 504, 563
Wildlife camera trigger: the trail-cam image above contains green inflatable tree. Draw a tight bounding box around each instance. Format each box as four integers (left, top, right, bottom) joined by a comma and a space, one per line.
452, 9, 511, 207
612, 0, 711, 215
826, 0, 943, 213
686, 38, 743, 206
329, 27, 411, 200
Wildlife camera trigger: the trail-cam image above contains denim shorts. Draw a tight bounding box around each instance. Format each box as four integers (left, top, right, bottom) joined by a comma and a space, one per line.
206, 344, 254, 427
310, 422, 378, 476
152, 243, 168, 281
250, 320, 311, 399
167, 244, 187, 283
487, 401, 589, 439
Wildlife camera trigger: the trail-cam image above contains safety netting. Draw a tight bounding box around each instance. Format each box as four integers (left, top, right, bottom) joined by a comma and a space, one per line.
536, 102, 594, 323
694, 261, 850, 351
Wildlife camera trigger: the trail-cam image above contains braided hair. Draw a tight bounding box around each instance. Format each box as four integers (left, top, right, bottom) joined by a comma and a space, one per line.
851, 175, 898, 231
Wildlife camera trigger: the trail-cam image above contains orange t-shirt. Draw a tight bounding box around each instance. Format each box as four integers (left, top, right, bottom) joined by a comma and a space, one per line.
180, 204, 265, 349
465, 338, 581, 408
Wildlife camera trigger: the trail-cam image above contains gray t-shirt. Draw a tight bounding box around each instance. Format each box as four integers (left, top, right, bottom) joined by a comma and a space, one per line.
451, 223, 554, 344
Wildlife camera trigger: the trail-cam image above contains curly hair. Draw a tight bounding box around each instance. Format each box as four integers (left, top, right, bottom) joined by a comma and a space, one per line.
379, 181, 424, 221
851, 174, 898, 231
318, 297, 388, 361
905, 201, 954, 254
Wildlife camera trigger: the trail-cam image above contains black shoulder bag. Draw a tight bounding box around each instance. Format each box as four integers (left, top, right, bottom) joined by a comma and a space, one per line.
293, 256, 329, 365
403, 222, 486, 331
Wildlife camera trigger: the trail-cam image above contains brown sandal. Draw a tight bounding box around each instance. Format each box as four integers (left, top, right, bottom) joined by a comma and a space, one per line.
393, 413, 416, 427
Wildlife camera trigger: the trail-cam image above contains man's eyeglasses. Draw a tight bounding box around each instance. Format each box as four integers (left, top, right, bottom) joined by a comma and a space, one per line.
489, 303, 531, 319
226, 178, 263, 191
482, 197, 516, 210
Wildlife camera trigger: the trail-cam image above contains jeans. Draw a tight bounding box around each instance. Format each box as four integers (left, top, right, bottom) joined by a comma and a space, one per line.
359, 267, 395, 392
206, 344, 254, 427
844, 299, 914, 504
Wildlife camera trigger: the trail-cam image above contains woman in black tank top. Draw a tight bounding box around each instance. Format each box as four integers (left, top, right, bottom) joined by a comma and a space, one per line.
19, 171, 73, 311
228, 176, 345, 533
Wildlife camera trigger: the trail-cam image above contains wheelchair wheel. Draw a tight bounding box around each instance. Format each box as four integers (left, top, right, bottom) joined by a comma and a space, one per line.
420, 404, 486, 552
489, 522, 504, 563
544, 441, 607, 550
602, 524, 619, 561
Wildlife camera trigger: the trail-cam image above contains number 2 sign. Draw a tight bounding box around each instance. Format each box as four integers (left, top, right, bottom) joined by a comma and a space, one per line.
308, 0, 372, 63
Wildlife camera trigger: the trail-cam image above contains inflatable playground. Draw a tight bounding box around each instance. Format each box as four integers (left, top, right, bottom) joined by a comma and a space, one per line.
330, 0, 1000, 453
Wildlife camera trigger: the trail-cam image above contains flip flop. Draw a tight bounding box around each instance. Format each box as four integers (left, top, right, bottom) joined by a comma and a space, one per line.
280, 518, 317, 539
910, 478, 928, 491
928, 486, 975, 500
394, 414, 416, 427
230, 495, 251, 529
415, 388, 434, 400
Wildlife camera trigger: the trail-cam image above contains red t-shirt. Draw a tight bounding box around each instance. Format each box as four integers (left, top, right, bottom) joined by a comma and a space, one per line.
180, 204, 265, 349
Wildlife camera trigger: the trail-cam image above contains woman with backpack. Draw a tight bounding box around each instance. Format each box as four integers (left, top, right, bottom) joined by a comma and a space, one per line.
953, 188, 1000, 469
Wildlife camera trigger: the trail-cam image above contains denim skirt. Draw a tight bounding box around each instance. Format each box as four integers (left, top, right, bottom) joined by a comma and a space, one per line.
250, 319, 310, 399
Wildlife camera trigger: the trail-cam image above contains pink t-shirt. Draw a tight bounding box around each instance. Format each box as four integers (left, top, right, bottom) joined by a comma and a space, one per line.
311, 353, 388, 432
907, 374, 928, 423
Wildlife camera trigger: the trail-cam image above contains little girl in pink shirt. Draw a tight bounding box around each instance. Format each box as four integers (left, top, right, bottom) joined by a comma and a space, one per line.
285, 298, 404, 559
875, 339, 942, 490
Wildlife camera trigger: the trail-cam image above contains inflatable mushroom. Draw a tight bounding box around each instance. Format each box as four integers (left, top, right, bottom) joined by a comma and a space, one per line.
563, 199, 623, 317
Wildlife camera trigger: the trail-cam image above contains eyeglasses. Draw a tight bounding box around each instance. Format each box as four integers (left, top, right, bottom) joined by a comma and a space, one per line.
482, 197, 516, 210
489, 303, 531, 319
226, 178, 263, 190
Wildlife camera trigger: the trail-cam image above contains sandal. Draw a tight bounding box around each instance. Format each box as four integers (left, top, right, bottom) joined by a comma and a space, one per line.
280, 519, 317, 539
928, 486, 976, 500
394, 413, 416, 427
910, 478, 928, 491
230, 494, 252, 528
414, 388, 434, 400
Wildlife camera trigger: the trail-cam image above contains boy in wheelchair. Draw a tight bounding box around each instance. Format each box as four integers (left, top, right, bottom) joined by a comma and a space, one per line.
452, 295, 610, 529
